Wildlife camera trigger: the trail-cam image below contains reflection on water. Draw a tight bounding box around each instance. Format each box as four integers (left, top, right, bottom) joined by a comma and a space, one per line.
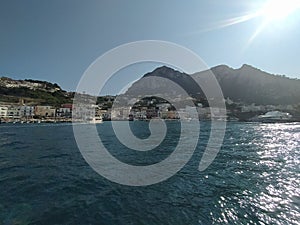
251, 123, 299, 224
0, 122, 299, 225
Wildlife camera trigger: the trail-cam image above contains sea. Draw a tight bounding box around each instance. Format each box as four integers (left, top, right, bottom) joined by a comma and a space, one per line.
0, 121, 299, 225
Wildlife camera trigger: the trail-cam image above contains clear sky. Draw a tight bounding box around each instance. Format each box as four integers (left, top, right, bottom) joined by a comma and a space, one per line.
1, 0, 300, 94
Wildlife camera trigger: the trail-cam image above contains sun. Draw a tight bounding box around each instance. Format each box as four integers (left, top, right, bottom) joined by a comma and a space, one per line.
194, 0, 300, 44
246, 0, 300, 43
259, 0, 300, 22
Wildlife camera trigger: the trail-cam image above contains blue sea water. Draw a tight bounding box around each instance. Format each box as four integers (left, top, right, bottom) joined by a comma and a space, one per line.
0, 122, 299, 225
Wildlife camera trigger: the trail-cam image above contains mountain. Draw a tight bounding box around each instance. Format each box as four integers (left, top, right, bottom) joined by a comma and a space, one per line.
2, 64, 300, 106
0, 77, 73, 106
205, 64, 300, 105
126, 65, 300, 105
125, 66, 205, 99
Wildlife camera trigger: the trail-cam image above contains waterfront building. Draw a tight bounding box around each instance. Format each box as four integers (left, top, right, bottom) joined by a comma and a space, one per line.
56, 107, 72, 118
241, 104, 264, 112
72, 104, 95, 120
20, 106, 35, 117
7, 106, 21, 118
111, 107, 131, 120
95, 108, 111, 120
0, 106, 8, 117
146, 108, 158, 119
35, 106, 56, 117
156, 103, 171, 111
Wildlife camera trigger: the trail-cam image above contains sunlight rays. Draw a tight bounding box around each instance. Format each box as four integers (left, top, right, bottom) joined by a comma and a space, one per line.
246, 0, 300, 44
186, 0, 300, 47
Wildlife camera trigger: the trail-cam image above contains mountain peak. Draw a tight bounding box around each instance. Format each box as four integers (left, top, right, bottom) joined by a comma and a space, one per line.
241, 63, 252, 68
144, 66, 183, 78
211, 64, 231, 70
211, 64, 259, 72
210, 64, 233, 75
152, 65, 178, 73
239, 64, 258, 71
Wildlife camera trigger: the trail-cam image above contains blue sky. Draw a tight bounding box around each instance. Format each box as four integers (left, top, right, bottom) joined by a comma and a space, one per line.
1, 0, 300, 94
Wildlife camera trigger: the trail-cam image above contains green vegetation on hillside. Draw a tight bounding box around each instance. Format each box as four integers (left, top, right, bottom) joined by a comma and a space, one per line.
0, 87, 73, 106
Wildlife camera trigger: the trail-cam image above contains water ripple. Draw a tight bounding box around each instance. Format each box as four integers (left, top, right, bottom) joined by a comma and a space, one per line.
0, 122, 299, 224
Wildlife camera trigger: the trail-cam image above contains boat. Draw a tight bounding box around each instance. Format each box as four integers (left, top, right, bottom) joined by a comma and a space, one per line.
89, 116, 103, 124
256, 111, 292, 122
227, 116, 239, 122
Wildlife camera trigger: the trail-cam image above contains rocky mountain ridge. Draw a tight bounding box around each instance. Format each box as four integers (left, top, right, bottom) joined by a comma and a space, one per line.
126, 64, 300, 105
1, 64, 300, 106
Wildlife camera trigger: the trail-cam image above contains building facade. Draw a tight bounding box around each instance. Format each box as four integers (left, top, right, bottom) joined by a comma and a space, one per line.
35, 106, 56, 117
0, 106, 8, 117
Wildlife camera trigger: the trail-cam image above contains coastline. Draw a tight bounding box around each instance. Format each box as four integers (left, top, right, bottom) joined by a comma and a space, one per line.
1, 117, 300, 124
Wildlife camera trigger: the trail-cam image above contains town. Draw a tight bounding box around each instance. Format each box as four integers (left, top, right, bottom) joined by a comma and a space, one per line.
1, 95, 300, 123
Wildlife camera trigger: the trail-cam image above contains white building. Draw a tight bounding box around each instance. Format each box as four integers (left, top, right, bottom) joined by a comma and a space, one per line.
156, 103, 171, 111
241, 104, 264, 112
0, 106, 8, 117
7, 106, 21, 118
20, 106, 35, 117
72, 104, 95, 120
111, 107, 131, 120
156, 103, 171, 118
56, 107, 72, 117
177, 106, 198, 120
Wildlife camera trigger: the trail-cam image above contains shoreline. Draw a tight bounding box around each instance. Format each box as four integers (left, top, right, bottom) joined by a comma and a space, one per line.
1, 118, 300, 124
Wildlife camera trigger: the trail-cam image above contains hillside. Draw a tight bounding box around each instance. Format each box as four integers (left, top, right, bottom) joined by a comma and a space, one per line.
126, 65, 300, 105
0, 77, 73, 106
1, 64, 300, 107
